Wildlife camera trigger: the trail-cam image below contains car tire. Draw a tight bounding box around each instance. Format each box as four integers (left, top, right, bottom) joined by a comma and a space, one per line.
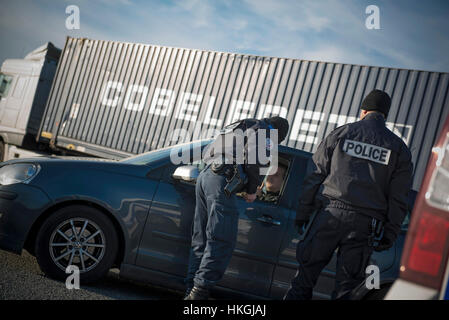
35, 205, 118, 284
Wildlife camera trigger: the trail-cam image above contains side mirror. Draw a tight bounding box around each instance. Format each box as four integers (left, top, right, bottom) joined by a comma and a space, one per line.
173, 165, 199, 182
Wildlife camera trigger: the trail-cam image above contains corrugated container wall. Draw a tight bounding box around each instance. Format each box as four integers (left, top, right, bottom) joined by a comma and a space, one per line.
38, 37, 449, 191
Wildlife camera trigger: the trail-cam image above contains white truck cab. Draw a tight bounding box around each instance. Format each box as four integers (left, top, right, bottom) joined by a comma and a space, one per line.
0, 43, 60, 161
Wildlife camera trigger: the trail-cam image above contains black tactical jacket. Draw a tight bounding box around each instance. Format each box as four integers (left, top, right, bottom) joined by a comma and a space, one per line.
204, 118, 274, 194
296, 112, 413, 239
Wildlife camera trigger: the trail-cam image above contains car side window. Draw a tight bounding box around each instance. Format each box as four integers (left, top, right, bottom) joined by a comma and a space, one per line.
401, 213, 410, 231
402, 190, 418, 231
247, 155, 291, 204
283, 154, 313, 211
163, 146, 291, 203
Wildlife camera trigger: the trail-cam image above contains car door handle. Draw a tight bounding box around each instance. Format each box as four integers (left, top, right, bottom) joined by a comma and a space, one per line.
257, 215, 281, 226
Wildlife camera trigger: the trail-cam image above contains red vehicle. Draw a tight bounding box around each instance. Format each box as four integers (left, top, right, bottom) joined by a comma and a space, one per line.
386, 115, 449, 300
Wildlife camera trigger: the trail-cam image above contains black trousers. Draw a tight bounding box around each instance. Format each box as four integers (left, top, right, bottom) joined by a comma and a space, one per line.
285, 206, 375, 300
185, 166, 239, 290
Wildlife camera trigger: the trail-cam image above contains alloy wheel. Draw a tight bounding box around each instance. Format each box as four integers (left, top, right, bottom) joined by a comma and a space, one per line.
49, 218, 106, 273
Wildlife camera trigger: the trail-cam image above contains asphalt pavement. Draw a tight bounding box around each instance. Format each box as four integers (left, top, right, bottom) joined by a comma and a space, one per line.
0, 249, 182, 300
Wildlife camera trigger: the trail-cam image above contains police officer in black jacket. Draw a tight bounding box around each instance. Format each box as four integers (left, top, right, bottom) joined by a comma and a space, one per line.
284, 89, 413, 300
184, 116, 289, 300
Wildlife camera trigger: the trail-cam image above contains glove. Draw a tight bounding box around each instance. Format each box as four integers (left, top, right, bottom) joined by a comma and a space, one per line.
374, 232, 396, 252
295, 219, 309, 235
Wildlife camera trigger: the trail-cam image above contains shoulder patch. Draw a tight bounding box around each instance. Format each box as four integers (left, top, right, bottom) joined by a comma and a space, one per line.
266, 138, 273, 150
343, 139, 391, 165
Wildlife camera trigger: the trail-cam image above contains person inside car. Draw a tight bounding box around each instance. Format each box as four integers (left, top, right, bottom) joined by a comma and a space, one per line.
256, 161, 288, 203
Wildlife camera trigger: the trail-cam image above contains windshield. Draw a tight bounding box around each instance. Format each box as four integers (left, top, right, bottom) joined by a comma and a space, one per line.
0, 73, 13, 98
119, 139, 212, 165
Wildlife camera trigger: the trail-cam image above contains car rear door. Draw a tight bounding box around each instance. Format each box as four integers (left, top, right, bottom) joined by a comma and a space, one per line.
270, 151, 400, 299
269, 152, 340, 299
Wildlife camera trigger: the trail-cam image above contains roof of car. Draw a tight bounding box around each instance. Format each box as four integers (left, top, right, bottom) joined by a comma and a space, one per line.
190, 138, 313, 158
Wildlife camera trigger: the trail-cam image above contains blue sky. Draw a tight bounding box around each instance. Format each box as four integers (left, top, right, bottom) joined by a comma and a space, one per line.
0, 0, 448, 72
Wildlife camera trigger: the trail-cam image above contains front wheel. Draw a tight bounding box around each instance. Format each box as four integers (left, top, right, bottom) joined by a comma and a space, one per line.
35, 205, 118, 284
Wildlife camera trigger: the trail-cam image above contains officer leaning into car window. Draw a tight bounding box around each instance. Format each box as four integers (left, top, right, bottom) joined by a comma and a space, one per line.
284, 89, 413, 300
184, 116, 290, 300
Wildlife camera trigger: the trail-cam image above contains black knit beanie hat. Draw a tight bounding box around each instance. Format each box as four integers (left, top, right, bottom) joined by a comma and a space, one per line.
361, 89, 391, 117
267, 116, 289, 142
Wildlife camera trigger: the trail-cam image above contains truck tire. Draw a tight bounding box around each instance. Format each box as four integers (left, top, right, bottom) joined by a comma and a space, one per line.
0, 141, 4, 162
35, 205, 118, 284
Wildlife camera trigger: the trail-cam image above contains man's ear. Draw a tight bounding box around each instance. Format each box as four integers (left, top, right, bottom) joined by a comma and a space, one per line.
360, 109, 367, 120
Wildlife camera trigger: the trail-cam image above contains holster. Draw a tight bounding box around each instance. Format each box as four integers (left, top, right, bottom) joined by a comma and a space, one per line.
211, 163, 234, 178
224, 164, 248, 197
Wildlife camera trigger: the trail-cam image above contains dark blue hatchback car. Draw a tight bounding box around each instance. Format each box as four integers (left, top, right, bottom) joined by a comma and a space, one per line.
0, 140, 413, 299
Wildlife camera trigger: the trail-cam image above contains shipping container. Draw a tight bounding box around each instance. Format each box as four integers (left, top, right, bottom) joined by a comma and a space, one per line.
38, 37, 449, 191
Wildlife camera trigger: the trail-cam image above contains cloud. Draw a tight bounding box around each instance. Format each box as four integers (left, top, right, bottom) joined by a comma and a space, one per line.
0, 0, 448, 73
243, 0, 333, 32
240, 0, 449, 72
172, 0, 215, 28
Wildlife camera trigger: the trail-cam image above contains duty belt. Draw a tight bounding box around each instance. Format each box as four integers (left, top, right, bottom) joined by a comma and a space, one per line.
324, 198, 385, 246
324, 198, 387, 220
325, 199, 358, 211
210, 163, 235, 179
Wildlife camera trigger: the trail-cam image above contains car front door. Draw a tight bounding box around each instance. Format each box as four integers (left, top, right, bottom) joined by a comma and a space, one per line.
221, 169, 291, 297
136, 154, 292, 297
135, 160, 197, 279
